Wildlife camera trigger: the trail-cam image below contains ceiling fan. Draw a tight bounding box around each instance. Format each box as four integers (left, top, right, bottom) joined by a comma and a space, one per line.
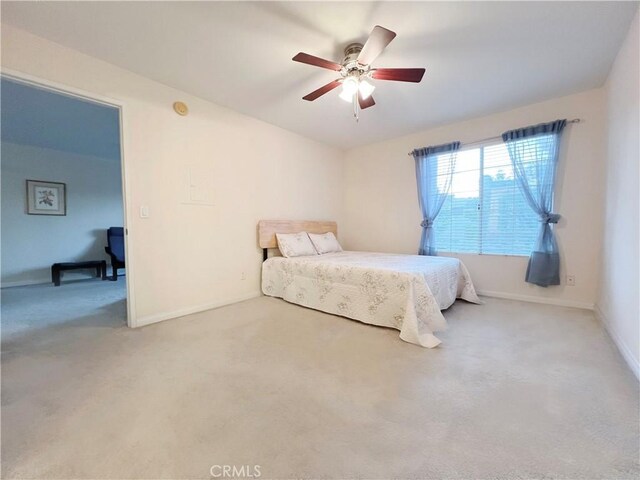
292, 25, 426, 120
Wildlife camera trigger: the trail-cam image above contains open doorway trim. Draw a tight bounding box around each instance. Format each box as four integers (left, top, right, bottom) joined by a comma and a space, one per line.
1, 68, 138, 327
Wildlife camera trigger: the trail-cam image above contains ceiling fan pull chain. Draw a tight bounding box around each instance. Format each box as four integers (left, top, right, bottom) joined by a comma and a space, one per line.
353, 93, 359, 122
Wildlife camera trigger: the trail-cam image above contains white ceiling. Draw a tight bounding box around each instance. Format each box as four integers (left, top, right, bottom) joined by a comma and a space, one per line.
2, 2, 637, 149
1, 77, 121, 160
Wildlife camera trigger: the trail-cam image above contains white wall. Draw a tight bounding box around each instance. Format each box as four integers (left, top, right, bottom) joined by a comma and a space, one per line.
597, 9, 639, 378
343, 89, 606, 309
1, 24, 345, 325
1, 142, 123, 286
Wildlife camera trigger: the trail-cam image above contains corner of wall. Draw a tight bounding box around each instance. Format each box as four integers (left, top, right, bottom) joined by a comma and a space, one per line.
594, 304, 640, 380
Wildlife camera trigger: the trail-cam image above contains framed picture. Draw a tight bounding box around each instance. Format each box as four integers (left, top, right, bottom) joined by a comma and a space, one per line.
26, 180, 67, 216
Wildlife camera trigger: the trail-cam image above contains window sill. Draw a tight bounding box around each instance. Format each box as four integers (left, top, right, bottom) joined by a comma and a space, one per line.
437, 251, 530, 258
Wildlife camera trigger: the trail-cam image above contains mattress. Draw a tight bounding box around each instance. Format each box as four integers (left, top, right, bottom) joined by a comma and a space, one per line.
261, 251, 480, 347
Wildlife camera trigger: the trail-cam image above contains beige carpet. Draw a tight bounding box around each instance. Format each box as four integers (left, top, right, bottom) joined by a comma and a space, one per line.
1, 284, 638, 479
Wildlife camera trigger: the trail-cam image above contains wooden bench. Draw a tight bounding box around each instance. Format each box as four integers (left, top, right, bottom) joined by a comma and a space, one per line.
51, 261, 107, 286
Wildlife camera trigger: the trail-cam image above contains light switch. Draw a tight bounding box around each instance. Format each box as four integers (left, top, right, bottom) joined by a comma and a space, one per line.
140, 206, 150, 218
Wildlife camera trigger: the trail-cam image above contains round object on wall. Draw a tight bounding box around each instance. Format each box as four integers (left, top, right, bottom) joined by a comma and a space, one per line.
173, 101, 189, 116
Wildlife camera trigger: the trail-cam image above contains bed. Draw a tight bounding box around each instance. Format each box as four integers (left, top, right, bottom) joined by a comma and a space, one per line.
258, 220, 480, 348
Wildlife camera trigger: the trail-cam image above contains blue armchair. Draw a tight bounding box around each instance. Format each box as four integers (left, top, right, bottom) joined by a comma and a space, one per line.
105, 227, 125, 281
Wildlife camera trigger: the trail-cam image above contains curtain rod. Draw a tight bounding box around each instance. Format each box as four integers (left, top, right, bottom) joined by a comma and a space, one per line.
407, 118, 581, 156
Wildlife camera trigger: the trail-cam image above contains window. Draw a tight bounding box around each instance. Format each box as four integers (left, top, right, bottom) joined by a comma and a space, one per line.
432, 141, 540, 255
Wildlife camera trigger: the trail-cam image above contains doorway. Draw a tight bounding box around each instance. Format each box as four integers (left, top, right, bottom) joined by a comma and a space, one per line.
1, 73, 134, 337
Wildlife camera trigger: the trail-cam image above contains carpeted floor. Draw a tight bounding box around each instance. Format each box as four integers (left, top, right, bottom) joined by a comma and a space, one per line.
1, 278, 127, 339
1, 282, 638, 479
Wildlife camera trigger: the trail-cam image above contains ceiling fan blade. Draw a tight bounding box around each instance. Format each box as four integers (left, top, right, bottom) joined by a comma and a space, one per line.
292, 52, 342, 72
358, 93, 375, 109
357, 25, 397, 66
371, 68, 426, 83
302, 79, 342, 101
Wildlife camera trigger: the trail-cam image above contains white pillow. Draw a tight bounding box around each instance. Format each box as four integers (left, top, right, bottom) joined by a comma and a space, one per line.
276, 232, 318, 258
308, 232, 343, 254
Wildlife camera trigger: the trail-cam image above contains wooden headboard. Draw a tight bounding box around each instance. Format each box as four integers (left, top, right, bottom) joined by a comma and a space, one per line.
258, 220, 338, 258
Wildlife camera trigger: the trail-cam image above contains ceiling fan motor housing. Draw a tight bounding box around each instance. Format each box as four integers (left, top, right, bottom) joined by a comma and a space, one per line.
342, 43, 368, 76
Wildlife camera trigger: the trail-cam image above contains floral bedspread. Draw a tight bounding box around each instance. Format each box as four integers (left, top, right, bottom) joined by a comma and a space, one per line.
261, 251, 480, 348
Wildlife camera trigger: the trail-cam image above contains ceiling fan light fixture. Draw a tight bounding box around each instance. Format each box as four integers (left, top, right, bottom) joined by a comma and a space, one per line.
339, 89, 355, 103
358, 79, 375, 99
340, 76, 359, 102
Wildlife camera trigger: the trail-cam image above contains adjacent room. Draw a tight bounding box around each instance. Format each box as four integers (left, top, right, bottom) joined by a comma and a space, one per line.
1, 78, 128, 336
1, 2, 638, 479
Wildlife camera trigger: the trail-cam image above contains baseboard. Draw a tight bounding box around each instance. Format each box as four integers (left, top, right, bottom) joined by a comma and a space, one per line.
134, 291, 262, 328
1, 278, 51, 288
476, 289, 594, 310
2, 269, 121, 289
594, 304, 640, 381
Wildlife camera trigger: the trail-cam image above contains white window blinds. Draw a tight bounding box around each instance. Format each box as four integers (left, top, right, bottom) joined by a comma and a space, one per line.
433, 142, 539, 255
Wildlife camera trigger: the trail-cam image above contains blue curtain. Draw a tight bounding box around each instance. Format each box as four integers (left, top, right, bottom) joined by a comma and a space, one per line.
413, 141, 460, 256
502, 119, 566, 286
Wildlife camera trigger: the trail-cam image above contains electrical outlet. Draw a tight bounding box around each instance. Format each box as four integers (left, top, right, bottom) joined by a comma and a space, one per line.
241, 271, 246, 281
566, 275, 576, 286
